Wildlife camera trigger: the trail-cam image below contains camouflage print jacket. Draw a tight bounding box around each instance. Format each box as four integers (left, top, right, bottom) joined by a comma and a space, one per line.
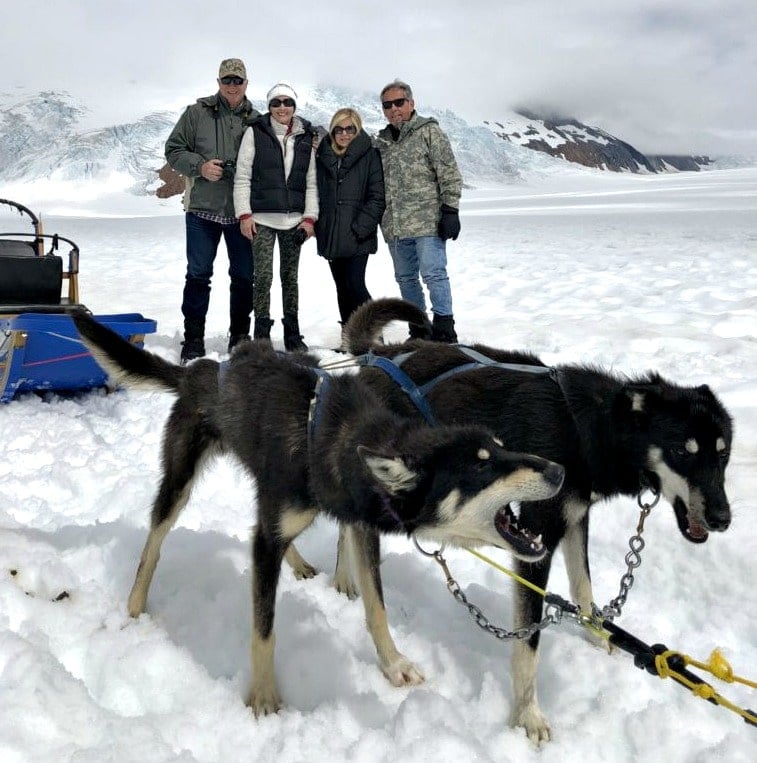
375, 113, 462, 240
165, 93, 260, 218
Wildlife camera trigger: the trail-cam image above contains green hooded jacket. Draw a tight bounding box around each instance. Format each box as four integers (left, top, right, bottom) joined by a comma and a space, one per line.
165, 93, 260, 217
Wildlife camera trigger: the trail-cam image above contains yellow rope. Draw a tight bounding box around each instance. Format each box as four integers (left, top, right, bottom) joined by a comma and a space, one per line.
462, 547, 754, 724
654, 650, 757, 725
464, 547, 547, 596
694, 649, 757, 690
463, 547, 611, 641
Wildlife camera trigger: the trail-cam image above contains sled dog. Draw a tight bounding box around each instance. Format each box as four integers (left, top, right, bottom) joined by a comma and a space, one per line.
334, 298, 733, 743
72, 311, 565, 716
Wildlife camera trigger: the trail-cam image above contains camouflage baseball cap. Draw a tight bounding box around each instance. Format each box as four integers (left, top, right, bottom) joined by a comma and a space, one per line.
219, 58, 247, 80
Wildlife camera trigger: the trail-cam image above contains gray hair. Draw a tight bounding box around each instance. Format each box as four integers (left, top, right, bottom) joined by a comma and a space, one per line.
380, 80, 413, 101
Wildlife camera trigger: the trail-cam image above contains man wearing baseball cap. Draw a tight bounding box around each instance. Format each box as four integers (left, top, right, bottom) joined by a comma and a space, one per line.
165, 58, 260, 363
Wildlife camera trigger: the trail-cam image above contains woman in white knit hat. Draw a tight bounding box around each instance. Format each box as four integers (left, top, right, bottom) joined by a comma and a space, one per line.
233, 82, 319, 351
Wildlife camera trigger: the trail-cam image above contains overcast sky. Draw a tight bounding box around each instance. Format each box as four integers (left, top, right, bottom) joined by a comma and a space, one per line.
3, 0, 756, 155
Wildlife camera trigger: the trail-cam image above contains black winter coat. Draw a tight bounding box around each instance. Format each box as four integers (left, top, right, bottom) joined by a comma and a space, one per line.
315, 131, 385, 259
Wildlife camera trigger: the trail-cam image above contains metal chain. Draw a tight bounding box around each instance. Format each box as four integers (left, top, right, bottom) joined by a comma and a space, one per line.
445, 565, 561, 640
415, 479, 661, 640
594, 482, 661, 622
413, 538, 561, 641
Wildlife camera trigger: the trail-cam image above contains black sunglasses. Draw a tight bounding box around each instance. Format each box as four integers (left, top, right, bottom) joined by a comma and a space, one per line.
220, 76, 245, 86
332, 125, 357, 136
381, 97, 408, 110
269, 98, 295, 108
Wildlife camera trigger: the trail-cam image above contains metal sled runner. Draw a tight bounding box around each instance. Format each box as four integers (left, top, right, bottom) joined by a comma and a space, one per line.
0, 198, 156, 403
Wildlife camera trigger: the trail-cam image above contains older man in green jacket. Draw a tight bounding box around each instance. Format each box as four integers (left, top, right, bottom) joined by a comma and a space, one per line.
376, 79, 462, 342
165, 58, 260, 363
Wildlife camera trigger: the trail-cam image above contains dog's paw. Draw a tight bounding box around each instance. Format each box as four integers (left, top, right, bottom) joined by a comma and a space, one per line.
246, 685, 282, 717
510, 703, 551, 746
284, 546, 318, 580
291, 559, 318, 581
332, 569, 359, 600
381, 655, 425, 687
126, 591, 147, 618
586, 629, 615, 654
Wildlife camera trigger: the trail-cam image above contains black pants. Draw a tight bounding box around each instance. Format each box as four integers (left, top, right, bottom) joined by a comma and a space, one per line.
328, 255, 371, 323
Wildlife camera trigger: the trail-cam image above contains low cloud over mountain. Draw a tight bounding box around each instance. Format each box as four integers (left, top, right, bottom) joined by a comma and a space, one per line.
0, 89, 732, 201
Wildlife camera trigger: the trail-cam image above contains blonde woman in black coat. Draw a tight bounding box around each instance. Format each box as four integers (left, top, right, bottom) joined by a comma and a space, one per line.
315, 108, 385, 328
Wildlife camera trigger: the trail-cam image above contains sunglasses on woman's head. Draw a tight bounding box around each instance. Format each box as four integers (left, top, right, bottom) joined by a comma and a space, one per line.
269, 98, 295, 108
332, 125, 357, 136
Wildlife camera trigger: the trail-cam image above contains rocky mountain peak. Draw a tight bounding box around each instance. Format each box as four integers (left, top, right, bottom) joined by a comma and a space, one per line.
484, 109, 711, 173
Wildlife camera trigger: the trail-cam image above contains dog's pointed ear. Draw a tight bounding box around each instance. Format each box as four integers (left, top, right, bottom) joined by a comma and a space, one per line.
357, 445, 420, 494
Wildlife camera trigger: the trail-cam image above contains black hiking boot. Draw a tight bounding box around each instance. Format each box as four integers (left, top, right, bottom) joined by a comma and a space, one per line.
228, 314, 251, 353
431, 314, 458, 343
180, 337, 205, 365
227, 333, 251, 353
253, 316, 274, 343
408, 321, 432, 341
282, 315, 308, 352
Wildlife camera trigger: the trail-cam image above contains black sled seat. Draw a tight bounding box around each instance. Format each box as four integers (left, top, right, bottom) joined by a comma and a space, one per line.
0, 239, 68, 311
0, 197, 80, 315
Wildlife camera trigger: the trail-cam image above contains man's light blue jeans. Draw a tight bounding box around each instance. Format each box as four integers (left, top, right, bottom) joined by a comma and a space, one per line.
387, 236, 453, 316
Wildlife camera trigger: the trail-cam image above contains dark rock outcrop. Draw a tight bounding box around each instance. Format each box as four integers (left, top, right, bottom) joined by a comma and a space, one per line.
485, 109, 711, 173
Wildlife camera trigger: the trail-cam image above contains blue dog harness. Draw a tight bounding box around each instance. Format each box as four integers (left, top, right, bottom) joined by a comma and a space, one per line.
356, 345, 556, 426
218, 345, 556, 441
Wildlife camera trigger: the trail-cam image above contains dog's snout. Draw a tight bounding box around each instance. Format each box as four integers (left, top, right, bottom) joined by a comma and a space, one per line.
706, 505, 731, 532
544, 463, 565, 489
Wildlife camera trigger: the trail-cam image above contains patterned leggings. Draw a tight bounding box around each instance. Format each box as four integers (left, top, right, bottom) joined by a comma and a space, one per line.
251, 224, 302, 318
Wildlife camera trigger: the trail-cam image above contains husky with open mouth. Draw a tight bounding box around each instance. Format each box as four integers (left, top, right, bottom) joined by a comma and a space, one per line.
334, 298, 734, 744
72, 311, 564, 716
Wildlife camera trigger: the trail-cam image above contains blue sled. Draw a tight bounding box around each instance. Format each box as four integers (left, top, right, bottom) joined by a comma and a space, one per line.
0, 312, 156, 403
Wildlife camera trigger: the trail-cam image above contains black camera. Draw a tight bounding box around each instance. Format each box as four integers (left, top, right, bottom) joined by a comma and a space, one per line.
220, 160, 236, 179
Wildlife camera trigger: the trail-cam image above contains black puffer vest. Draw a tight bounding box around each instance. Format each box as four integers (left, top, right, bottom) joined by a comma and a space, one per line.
250, 115, 315, 213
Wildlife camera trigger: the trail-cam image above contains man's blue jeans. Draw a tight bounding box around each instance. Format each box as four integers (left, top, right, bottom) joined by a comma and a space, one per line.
387, 236, 453, 316
182, 212, 254, 335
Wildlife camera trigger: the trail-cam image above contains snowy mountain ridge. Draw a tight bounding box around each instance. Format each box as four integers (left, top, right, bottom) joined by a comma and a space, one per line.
484, 108, 713, 172
0, 88, 738, 201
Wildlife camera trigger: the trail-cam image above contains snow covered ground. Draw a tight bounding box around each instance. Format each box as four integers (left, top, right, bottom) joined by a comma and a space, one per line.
1, 166, 756, 762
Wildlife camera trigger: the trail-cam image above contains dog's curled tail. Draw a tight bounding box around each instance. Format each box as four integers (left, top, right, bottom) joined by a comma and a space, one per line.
72, 309, 183, 392
343, 298, 431, 354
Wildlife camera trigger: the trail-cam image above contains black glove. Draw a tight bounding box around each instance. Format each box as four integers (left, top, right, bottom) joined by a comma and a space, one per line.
437, 204, 460, 241
294, 227, 308, 247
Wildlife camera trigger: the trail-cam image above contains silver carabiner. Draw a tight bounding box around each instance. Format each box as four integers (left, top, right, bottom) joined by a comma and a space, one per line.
412, 534, 446, 557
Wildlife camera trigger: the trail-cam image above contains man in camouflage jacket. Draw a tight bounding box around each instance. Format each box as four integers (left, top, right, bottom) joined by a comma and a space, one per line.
375, 79, 462, 342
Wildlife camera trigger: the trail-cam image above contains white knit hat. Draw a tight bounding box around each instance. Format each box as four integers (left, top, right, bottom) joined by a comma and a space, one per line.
267, 82, 297, 106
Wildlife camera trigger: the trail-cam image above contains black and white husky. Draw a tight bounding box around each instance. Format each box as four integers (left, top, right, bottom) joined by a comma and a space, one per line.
333, 298, 733, 744
72, 311, 564, 716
